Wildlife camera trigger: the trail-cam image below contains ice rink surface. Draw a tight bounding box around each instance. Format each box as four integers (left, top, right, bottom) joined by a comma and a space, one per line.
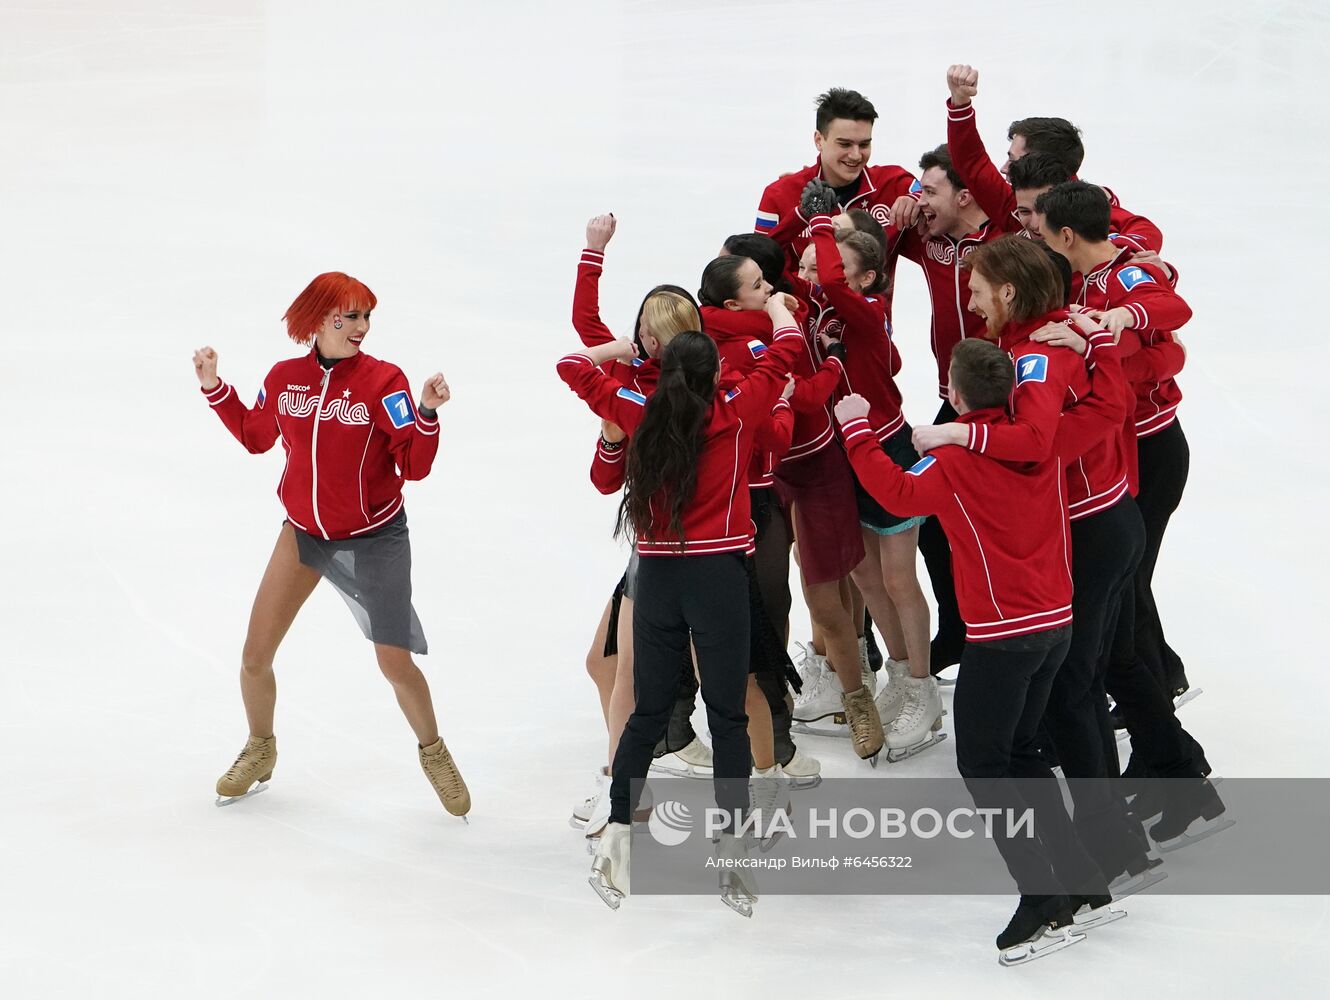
1, 0, 1327, 996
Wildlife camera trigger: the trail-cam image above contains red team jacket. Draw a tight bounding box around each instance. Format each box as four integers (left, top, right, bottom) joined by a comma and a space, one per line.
944, 100, 1163, 253
201, 350, 439, 541
841, 409, 1073, 642
1075, 248, 1192, 437
558, 324, 805, 555
962, 312, 1131, 521
756, 160, 919, 312
806, 215, 906, 442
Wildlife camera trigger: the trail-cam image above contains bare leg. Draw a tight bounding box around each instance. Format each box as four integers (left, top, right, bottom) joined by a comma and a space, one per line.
803, 579, 862, 693
746, 676, 775, 770
585, 598, 617, 724
850, 533, 907, 661
240, 524, 321, 737
375, 644, 441, 746
878, 527, 932, 678
606, 595, 636, 769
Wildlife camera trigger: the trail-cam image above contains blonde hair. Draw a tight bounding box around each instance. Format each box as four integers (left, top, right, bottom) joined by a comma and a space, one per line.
641, 291, 701, 348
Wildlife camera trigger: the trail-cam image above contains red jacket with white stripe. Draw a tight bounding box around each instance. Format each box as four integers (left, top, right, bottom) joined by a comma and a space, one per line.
945, 99, 1163, 253
558, 325, 805, 555
962, 312, 1131, 521
1075, 248, 1191, 438
842, 409, 1073, 642
807, 215, 906, 443
891, 220, 999, 398
201, 350, 439, 540
756, 160, 918, 313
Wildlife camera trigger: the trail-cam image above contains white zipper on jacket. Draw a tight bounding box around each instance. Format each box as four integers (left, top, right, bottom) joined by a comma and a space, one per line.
310, 366, 332, 539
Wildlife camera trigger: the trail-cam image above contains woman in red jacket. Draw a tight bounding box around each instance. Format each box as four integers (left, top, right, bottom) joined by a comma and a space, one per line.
192, 271, 469, 817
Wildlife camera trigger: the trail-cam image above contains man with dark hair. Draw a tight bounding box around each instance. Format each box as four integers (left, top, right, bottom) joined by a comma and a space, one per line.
1006, 117, 1084, 176
755, 87, 918, 304
834, 343, 1121, 964
941, 64, 1164, 255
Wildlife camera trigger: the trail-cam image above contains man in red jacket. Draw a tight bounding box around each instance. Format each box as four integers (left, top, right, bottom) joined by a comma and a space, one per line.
755, 87, 918, 310
835, 339, 1116, 962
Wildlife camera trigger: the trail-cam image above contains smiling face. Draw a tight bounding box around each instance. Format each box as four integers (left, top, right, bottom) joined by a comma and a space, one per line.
1002, 133, 1028, 178
798, 242, 819, 285
727, 257, 772, 311
966, 268, 1011, 338
815, 118, 873, 188
837, 242, 875, 294
918, 165, 964, 238
314, 305, 371, 359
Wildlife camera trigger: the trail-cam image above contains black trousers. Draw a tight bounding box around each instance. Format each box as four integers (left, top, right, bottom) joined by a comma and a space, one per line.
918, 400, 966, 667
1040, 497, 1146, 876
1133, 419, 1190, 694
750, 488, 797, 766
611, 553, 751, 826
954, 627, 1104, 895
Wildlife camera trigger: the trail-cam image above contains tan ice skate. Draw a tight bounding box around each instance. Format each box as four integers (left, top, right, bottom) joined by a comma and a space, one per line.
841, 686, 885, 766
419, 738, 471, 818
215, 735, 276, 806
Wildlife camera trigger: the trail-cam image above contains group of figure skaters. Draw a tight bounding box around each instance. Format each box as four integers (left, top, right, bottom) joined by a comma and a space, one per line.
191, 64, 1227, 966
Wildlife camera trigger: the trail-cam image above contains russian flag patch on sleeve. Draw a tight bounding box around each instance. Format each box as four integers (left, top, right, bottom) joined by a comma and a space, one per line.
256, 388, 266, 408
755, 210, 778, 231
907, 455, 937, 476
616, 386, 647, 406
381, 390, 416, 429
1015, 354, 1049, 386
1117, 266, 1156, 291
747, 339, 768, 358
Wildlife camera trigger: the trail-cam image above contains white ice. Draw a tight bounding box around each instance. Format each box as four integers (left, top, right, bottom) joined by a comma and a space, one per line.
1, 1, 1327, 997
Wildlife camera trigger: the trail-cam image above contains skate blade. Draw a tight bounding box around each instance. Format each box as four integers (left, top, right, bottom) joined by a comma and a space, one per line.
1154, 816, 1235, 854
886, 731, 949, 764
1074, 905, 1127, 931
784, 774, 822, 790
1110, 867, 1168, 900
1116, 728, 1129, 743
648, 761, 714, 780
1173, 687, 1203, 711
588, 873, 624, 910
998, 925, 1086, 967
214, 781, 270, 807
720, 880, 757, 918
790, 720, 851, 740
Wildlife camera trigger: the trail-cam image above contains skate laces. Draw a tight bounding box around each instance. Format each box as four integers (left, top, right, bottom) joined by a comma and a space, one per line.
893, 683, 932, 732
424, 745, 465, 798
223, 742, 268, 780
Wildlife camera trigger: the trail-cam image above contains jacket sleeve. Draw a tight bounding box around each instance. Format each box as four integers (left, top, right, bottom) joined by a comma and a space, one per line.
962, 350, 1070, 462
201, 369, 280, 454
756, 178, 804, 249
841, 417, 946, 517
589, 435, 627, 494
1051, 332, 1129, 463
789, 355, 845, 412
572, 249, 615, 348
1107, 206, 1163, 254
946, 100, 1019, 230
556, 353, 648, 434
372, 368, 440, 482
808, 216, 889, 348
1121, 331, 1186, 383
727, 326, 807, 423
755, 398, 795, 460
1114, 267, 1192, 331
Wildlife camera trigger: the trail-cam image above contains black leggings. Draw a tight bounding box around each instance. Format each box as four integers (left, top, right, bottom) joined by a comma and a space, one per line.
1040, 497, 1145, 876
918, 400, 965, 667
750, 487, 798, 765
954, 628, 1104, 895
611, 553, 751, 826
1133, 419, 1190, 693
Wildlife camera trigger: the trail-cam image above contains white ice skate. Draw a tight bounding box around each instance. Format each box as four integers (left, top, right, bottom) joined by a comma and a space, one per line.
1173, 686, 1203, 711
885, 675, 948, 763
873, 659, 910, 727
749, 765, 791, 851
583, 777, 612, 840
715, 831, 759, 917
781, 747, 822, 789
857, 636, 877, 697
588, 822, 631, 910
570, 768, 609, 829
650, 737, 714, 779
792, 653, 849, 737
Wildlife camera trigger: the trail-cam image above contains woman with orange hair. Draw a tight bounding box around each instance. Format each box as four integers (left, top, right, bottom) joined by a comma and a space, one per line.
192, 271, 469, 818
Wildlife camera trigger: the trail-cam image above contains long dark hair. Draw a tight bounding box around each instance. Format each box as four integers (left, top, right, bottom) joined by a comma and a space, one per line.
723, 233, 791, 293
697, 255, 750, 309
617, 332, 718, 548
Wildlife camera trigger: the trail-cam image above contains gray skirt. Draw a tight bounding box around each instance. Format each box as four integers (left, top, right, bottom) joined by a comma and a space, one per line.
292, 510, 428, 654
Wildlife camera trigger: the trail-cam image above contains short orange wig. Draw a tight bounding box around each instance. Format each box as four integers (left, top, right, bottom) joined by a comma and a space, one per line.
282, 272, 378, 344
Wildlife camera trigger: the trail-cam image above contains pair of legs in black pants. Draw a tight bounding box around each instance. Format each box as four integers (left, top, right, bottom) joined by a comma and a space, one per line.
954, 626, 1105, 895
750, 487, 798, 767
918, 400, 966, 671
1133, 419, 1190, 695
610, 553, 751, 827
1040, 497, 1149, 878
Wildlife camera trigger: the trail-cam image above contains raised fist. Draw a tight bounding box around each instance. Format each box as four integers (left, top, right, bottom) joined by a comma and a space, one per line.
800, 178, 840, 219
421, 372, 451, 410
585, 213, 616, 252
193, 346, 219, 390
947, 64, 979, 106
889, 195, 922, 231
834, 393, 872, 425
